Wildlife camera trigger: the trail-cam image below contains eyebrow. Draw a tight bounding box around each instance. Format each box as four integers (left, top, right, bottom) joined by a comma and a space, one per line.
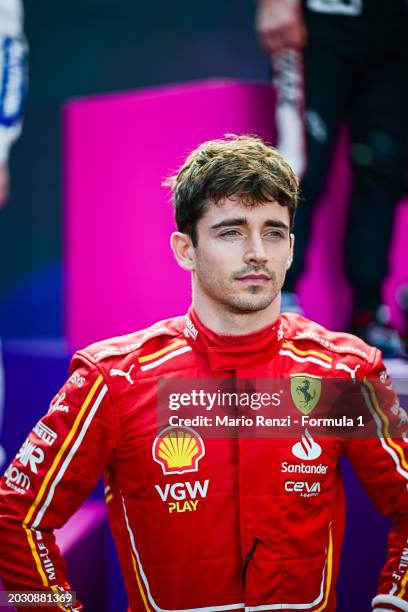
210, 217, 290, 231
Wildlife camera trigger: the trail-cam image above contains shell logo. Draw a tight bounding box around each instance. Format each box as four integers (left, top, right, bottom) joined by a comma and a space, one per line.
152, 426, 205, 475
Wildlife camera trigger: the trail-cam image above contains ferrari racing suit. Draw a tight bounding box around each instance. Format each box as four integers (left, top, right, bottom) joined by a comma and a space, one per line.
0, 309, 408, 611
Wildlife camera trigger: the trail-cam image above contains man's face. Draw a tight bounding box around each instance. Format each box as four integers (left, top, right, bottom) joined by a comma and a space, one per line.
190, 196, 293, 314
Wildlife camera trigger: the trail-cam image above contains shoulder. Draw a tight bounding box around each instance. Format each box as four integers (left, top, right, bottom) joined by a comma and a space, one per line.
280, 312, 378, 370
72, 315, 188, 369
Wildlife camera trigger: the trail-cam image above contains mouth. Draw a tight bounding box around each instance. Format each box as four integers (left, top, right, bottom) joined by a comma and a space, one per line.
236, 274, 271, 284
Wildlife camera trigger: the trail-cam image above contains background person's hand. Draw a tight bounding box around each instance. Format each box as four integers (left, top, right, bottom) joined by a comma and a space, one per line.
255, 0, 306, 53
0, 163, 10, 208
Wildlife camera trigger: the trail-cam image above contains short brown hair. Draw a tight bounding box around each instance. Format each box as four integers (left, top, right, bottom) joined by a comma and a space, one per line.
164, 134, 299, 246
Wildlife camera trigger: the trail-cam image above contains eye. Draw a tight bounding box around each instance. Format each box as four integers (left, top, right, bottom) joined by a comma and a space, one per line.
265, 230, 284, 239
219, 229, 242, 238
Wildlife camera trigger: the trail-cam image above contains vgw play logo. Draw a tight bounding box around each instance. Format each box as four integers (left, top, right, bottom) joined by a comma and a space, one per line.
154, 480, 209, 513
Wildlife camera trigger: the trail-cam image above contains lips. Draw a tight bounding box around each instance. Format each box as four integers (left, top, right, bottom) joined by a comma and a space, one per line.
236, 274, 270, 282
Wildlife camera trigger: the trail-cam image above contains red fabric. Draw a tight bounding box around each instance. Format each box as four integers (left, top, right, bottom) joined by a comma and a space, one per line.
0, 311, 407, 611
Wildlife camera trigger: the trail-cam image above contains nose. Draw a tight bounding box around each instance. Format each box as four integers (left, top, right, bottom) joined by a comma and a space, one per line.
243, 234, 268, 265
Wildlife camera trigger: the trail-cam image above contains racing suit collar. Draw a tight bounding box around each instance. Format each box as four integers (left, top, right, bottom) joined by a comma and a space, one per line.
183, 307, 284, 371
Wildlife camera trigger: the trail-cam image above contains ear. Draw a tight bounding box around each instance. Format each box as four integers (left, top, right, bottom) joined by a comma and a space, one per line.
170, 232, 195, 271
287, 233, 295, 269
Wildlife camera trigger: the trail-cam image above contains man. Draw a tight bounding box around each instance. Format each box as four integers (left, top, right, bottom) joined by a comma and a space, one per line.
255, 0, 408, 355
0, 135, 407, 611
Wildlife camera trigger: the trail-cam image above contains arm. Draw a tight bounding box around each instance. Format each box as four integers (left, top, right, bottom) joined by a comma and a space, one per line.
255, 0, 307, 177
343, 351, 408, 611
0, 0, 29, 207
255, 0, 306, 54
0, 352, 118, 610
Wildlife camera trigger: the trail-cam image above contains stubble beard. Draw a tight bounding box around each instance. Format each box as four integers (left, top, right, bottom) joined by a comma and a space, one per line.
198, 271, 281, 314
222, 285, 280, 314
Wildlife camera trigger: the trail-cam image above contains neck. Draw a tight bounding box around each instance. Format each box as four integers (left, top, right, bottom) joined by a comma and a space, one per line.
192, 286, 281, 336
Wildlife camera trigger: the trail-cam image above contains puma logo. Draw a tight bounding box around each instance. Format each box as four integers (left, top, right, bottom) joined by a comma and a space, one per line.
110, 364, 135, 385
335, 363, 360, 380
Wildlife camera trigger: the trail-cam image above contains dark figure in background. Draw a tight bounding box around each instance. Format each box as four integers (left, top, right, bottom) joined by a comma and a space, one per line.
0, 0, 28, 469
256, 0, 408, 356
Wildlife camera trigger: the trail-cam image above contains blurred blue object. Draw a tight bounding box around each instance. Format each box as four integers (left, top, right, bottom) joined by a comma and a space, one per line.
0, 261, 62, 338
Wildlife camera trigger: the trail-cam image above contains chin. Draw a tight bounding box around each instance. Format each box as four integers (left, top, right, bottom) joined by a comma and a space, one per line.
225, 295, 276, 314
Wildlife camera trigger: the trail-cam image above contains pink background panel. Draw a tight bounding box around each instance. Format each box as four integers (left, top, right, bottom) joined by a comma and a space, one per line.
64, 79, 408, 349
64, 80, 275, 348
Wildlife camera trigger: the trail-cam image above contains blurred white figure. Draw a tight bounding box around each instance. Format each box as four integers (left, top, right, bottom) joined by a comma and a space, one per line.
0, 0, 28, 468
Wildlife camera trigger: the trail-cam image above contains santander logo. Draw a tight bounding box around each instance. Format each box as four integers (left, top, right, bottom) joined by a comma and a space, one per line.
292, 429, 322, 461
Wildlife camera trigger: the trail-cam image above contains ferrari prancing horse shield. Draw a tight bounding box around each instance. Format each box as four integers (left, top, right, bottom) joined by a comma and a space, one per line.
290, 375, 322, 415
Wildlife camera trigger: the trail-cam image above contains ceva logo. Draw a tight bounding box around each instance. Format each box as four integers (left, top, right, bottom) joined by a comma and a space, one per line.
152, 426, 205, 475
291, 429, 322, 460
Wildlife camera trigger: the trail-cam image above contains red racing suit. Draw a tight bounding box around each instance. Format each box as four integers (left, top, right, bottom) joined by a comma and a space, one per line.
1, 309, 408, 611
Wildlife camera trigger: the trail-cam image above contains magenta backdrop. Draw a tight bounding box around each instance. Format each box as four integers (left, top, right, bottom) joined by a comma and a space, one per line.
64, 79, 408, 349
